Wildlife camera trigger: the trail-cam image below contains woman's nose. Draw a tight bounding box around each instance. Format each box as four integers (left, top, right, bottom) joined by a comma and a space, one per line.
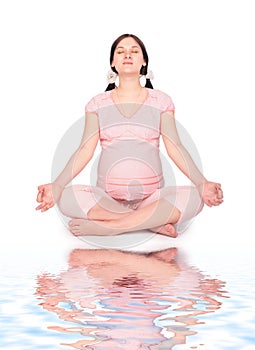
125, 51, 131, 58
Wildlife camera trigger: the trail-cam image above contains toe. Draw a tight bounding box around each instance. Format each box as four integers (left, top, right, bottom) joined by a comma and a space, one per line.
68, 220, 74, 227
70, 226, 79, 236
69, 219, 82, 227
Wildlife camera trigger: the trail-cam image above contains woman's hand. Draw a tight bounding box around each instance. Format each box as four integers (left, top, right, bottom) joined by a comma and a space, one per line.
198, 181, 224, 207
36, 183, 63, 212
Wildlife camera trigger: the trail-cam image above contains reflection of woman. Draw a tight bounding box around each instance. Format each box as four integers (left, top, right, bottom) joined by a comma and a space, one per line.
35, 248, 227, 349
36, 34, 223, 238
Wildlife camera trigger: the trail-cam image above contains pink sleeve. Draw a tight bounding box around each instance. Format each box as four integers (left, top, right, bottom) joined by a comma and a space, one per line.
85, 97, 98, 114
161, 93, 175, 113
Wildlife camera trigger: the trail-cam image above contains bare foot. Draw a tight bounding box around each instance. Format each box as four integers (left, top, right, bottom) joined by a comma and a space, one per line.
69, 219, 120, 236
69, 219, 178, 238
150, 223, 178, 238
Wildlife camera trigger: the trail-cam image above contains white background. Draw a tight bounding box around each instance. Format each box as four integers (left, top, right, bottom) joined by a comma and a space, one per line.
0, 0, 254, 270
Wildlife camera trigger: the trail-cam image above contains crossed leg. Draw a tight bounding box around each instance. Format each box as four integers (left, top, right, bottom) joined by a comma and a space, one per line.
85, 197, 178, 237
58, 185, 179, 237
58, 185, 203, 238
69, 197, 180, 237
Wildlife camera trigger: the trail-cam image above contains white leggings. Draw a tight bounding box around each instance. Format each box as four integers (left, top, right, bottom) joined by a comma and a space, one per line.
58, 185, 204, 230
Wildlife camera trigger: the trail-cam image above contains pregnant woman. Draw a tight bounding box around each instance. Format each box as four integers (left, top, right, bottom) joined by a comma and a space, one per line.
36, 34, 223, 238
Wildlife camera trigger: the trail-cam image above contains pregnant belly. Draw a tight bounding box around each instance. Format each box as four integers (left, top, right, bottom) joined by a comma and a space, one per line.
97, 157, 164, 201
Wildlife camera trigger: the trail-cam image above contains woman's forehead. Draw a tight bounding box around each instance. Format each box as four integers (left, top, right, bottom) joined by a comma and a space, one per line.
116, 37, 140, 49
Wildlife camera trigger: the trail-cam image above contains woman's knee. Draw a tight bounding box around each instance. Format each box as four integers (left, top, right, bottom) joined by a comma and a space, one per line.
196, 198, 204, 216
58, 185, 84, 217
190, 187, 204, 215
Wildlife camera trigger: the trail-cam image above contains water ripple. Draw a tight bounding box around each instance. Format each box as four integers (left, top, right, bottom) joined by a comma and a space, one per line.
33, 248, 230, 349
1, 248, 254, 349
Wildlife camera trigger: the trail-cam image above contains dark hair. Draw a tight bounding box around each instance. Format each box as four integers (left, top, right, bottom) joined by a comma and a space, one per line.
105, 34, 154, 91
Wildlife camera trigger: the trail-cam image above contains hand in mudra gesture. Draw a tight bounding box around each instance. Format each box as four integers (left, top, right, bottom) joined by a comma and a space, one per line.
36, 183, 63, 212
198, 181, 224, 207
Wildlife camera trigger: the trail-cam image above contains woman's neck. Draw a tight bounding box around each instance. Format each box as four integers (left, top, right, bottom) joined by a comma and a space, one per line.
117, 76, 143, 96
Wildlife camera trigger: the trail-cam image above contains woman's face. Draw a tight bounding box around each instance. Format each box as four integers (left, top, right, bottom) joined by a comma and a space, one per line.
112, 37, 146, 77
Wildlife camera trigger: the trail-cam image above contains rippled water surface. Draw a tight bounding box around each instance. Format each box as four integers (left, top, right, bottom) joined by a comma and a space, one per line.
1, 246, 255, 350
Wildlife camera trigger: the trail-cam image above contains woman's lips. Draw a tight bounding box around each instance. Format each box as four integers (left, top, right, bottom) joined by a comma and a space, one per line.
123, 62, 133, 65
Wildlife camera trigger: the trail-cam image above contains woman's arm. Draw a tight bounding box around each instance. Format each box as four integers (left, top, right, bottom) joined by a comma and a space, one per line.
53, 112, 99, 188
160, 111, 223, 206
161, 111, 206, 186
36, 112, 99, 212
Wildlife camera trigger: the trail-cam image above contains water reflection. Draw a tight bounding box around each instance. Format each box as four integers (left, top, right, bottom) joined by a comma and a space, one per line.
35, 248, 228, 349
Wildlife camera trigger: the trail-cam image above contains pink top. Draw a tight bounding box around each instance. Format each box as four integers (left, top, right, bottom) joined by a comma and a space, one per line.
85, 89, 175, 201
